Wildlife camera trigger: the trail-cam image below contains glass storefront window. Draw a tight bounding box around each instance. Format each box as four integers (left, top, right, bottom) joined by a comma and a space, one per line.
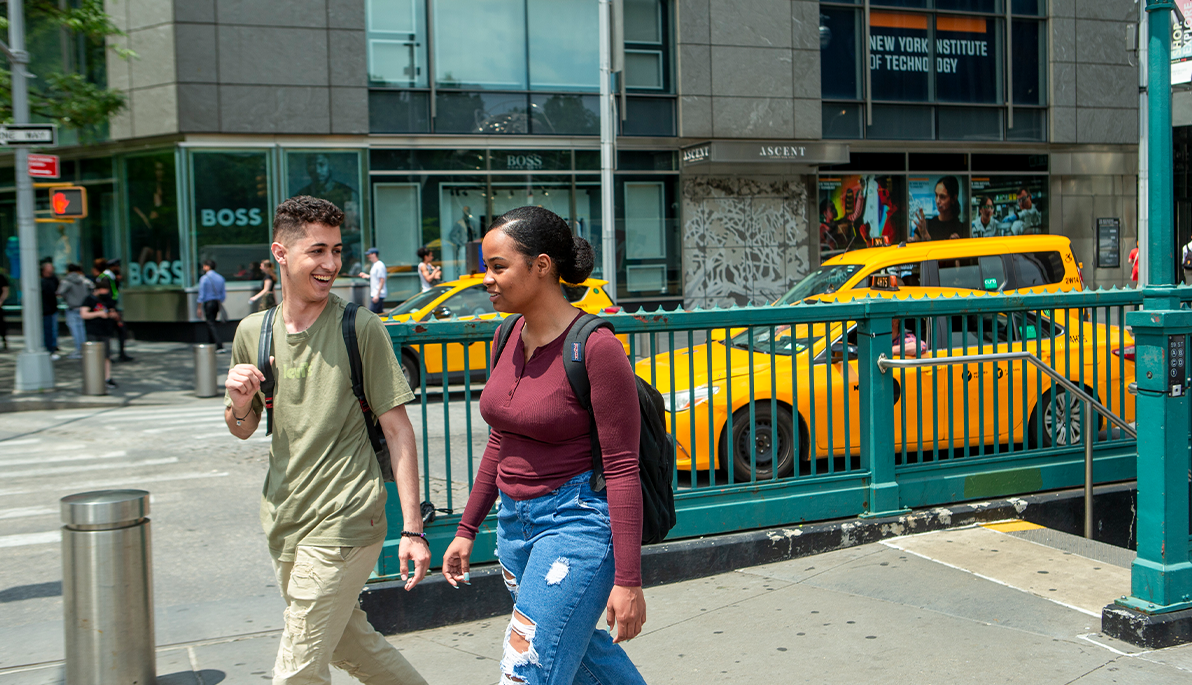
285, 150, 366, 277
192, 151, 271, 283
820, 8, 861, 100
436, 92, 529, 134
1012, 19, 1045, 106
529, 95, 600, 135
369, 91, 431, 134
367, 0, 428, 87
528, 0, 599, 91
126, 151, 182, 288
433, 0, 527, 89
818, 174, 908, 257
615, 175, 677, 298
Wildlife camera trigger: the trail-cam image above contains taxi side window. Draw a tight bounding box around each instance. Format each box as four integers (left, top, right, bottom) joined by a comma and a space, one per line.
444, 285, 497, 317
938, 256, 1007, 291
949, 313, 1015, 348
561, 284, 587, 302
889, 262, 924, 286
1011, 311, 1062, 340
1009, 252, 1065, 287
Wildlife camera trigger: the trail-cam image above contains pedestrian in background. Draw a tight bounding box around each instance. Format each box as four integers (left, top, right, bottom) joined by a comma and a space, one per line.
40, 261, 60, 359
416, 247, 440, 292
442, 206, 648, 685
1128, 240, 1140, 287
0, 268, 9, 350
197, 259, 227, 353
249, 259, 278, 312
224, 196, 429, 685
95, 258, 134, 362
80, 279, 118, 388
57, 263, 93, 360
358, 247, 387, 313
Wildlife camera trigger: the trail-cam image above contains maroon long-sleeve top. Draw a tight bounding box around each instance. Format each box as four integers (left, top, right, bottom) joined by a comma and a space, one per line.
456, 313, 643, 586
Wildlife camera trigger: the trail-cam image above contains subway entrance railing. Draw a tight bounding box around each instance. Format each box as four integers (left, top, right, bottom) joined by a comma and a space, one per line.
375, 287, 1182, 579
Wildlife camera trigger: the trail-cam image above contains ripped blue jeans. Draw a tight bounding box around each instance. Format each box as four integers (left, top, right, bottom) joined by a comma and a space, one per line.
495, 471, 647, 685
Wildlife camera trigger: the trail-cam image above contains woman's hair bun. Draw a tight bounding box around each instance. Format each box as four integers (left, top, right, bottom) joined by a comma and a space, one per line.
560, 235, 595, 284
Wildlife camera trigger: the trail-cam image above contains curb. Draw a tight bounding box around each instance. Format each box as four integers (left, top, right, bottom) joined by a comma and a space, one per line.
360, 481, 1138, 635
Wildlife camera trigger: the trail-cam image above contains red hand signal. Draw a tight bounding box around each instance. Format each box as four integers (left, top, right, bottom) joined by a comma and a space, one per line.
52, 191, 70, 214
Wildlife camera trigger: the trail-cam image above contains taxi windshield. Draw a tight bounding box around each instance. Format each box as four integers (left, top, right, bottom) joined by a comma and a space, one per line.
729, 323, 828, 356
776, 265, 863, 305
389, 286, 452, 316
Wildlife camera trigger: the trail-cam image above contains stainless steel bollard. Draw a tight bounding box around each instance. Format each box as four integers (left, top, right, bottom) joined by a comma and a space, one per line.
61, 490, 155, 685
82, 341, 107, 396
194, 343, 218, 397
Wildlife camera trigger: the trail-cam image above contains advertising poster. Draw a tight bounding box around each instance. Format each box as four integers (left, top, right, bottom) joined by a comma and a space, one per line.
287, 151, 363, 275
969, 176, 1046, 238
1174, 1, 1192, 85
908, 175, 966, 241
818, 175, 906, 257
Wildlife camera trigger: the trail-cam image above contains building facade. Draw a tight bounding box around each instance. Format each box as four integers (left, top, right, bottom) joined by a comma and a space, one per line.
0, 0, 1142, 335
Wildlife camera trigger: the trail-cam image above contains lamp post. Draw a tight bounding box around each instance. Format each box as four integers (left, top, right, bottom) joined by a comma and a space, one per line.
1103, 0, 1192, 649
598, 0, 617, 302
6, 0, 54, 392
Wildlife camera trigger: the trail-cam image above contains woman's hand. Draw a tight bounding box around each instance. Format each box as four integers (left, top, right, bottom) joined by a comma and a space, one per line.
606, 585, 646, 643
441, 536, 474, 588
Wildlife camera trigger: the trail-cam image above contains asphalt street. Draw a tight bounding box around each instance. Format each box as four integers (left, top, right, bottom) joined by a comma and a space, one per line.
0, 338, 483, 672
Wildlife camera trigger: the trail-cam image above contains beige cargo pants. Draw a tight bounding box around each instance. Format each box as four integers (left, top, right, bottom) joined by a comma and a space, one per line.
271, 540, 427, 685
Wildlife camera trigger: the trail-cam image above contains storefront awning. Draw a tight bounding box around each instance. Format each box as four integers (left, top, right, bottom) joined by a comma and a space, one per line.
680, 141, 850, 168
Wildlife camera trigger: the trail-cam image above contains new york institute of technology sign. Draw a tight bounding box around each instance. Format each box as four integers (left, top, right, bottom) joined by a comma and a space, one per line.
680, 141, 849, 167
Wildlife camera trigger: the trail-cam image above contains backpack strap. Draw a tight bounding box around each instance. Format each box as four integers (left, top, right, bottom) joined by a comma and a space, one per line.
257, 306, 278, 435
342, 302, 385, 456
561, 313, 614, 492
492, 314, 523, 368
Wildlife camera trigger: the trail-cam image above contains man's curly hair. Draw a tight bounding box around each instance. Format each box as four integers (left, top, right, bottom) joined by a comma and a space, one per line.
273, 196, 345, 245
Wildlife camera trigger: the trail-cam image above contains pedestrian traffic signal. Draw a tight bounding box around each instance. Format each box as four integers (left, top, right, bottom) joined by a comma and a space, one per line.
49, 186, 87, 219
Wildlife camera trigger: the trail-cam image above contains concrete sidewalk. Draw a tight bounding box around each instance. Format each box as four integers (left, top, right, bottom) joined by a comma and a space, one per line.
3, 522, 1189, 685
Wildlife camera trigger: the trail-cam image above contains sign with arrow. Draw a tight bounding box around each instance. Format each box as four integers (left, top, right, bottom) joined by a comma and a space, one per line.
0, 123, 56, 146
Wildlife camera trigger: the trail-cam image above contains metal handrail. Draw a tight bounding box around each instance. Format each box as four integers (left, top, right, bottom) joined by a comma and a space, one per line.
877, 350, 1138, 539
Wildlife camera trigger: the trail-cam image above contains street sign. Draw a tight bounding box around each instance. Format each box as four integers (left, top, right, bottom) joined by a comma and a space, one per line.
27, 154, 59, 179
0, 123, 56, 146
48, 186, 87, 219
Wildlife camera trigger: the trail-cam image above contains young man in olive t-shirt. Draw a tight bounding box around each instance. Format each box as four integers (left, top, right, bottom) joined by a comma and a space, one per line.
224, 196, 429, 685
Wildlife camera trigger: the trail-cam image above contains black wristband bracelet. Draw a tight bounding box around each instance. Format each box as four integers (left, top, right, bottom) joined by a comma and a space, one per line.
401, 530, 428, 542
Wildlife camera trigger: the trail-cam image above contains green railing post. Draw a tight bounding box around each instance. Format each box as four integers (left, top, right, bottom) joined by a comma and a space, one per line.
1102, 0, 1192, 648
859, 314, 902, 517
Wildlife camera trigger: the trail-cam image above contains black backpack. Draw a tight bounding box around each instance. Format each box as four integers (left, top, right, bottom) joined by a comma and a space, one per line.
494, 313, 677, 545
257, 302, 394, 482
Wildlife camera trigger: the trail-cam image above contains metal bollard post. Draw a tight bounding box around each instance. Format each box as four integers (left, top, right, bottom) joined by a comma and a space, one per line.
1084, 402, 1094, 540
61, 490, 155, 685
194, 343, 218, 397
81, 341, 106, 396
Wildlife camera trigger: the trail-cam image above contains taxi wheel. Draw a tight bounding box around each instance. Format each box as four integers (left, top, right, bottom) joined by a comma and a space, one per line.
1028, 387, 1101, 448
721, 404, 798, 482
401, 352, 421, 390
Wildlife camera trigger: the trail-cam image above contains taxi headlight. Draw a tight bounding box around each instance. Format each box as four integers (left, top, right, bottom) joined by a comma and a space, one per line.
663, 384, 720, 412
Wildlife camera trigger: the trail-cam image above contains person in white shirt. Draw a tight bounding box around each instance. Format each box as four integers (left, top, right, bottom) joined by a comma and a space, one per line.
970, 195, 998, 238
358, 247, 387, 313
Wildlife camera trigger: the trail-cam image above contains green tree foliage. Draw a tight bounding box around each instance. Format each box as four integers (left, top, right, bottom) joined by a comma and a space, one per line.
0, 0, 133, 133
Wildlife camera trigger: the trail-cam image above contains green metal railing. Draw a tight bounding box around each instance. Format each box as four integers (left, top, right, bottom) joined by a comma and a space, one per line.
368, 287, 1186, 580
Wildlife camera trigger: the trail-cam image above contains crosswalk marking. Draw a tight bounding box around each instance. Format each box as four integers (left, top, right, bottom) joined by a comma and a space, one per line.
0, 506, 57, 520
0, 451, 126, 467
0, 470, 230, 496
0, 457, 178, 479
0, 438, 42, 447
0, 531, 61, 548
0, 442, 88, 456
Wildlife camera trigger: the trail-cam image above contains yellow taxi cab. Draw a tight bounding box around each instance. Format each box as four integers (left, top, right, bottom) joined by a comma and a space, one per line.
385, 274, 619, 386
637, 284, 1135, 482
778, 234, 1083, 304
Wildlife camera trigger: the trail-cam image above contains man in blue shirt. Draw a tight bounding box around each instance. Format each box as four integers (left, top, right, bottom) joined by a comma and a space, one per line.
197, 260, 228, 352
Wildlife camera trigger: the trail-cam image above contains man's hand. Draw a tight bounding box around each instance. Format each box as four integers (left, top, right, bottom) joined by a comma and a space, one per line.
226, 360, 266, 412
372, 295, 380, 303
441, 536, 474, 588
606, 585, 647, 643
357, 271, 369, 279
197, 306, 203, 319
399, 535, 431, 591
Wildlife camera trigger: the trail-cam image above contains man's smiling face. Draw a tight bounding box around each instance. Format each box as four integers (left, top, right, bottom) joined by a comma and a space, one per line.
274, 222, 342, 304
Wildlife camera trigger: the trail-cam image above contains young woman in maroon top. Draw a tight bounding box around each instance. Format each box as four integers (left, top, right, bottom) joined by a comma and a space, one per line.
442, 206, 647, 684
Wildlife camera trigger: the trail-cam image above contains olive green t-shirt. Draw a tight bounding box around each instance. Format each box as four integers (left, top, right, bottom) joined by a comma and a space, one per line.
225, 294, 414, 562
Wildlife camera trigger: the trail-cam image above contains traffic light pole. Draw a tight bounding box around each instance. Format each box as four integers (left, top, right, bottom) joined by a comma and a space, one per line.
1102, 0, 1192, 649
7, 0, 54, 391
